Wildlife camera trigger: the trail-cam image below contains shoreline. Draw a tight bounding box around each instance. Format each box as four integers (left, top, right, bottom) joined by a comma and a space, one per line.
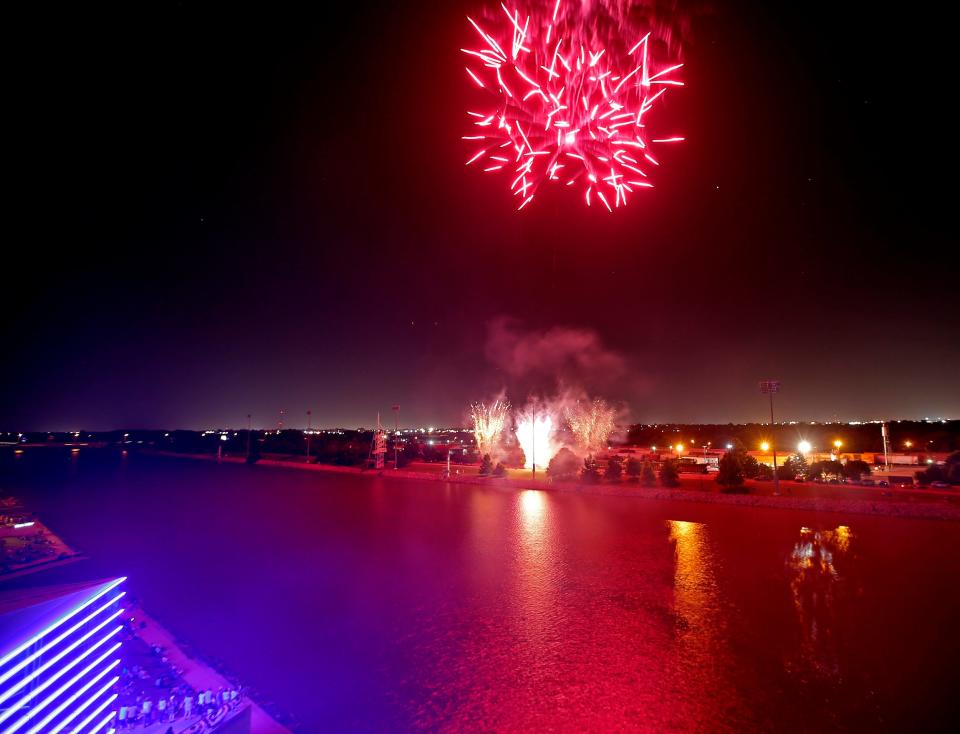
147, 451, 960, 522
128, 603, 292, 734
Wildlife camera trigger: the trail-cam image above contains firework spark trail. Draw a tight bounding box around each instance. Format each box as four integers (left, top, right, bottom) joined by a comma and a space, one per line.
515, 408, 558, 469
462, 0, 685, 210
565, 397, 616, 456
470, 400, 511, 457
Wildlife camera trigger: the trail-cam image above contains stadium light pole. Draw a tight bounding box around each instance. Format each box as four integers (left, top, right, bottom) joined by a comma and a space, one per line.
760, 380, 781, 496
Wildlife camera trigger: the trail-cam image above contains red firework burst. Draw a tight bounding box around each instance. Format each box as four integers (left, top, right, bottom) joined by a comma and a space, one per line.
462, 0, 685, 211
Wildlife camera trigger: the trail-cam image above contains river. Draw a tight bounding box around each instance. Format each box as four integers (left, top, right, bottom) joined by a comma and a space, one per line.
2, 450, 958, 731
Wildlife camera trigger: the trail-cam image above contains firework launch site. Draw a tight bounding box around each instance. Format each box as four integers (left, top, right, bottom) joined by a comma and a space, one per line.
11, 415, 959, 520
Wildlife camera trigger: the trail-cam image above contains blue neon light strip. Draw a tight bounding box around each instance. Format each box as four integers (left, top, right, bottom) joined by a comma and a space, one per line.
66, 692, 118, 734
15, 664, 119, 734
0, 639, 122, 727
44, 674, 120, 734
4, 658, 119, 734
87, 709, 118, 734
0, 607, 123, 712
0, 578, 125, 668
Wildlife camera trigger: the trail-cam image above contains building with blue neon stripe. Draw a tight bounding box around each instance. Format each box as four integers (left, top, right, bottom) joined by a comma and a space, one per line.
0, 577, 125, 734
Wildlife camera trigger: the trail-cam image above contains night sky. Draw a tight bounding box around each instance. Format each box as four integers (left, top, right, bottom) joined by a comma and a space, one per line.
6, 1, 958, 430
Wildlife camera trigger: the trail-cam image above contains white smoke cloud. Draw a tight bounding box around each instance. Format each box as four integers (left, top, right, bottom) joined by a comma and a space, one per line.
484, 316, 627, 387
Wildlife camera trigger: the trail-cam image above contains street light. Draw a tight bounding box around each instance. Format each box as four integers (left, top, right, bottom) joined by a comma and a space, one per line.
798, 440, 812, 454
760, 441, 770, 452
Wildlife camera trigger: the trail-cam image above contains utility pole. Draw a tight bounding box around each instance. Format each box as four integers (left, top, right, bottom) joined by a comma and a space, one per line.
372, 413, 386, 470
246, 414, 252, 460
306, 410, 312, 463
881, 422, 891, 471
760, 380, 782, 496
392, 405, 400, 469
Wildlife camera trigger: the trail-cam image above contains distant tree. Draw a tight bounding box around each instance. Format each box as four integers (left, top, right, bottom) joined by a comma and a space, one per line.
716, 452, 744, 488
547, 448, 581, 482
787, 453, 809, 478
605, 456, 624, 482
625, 456, 642, 480
492, 462, 507, 478
640, 461, 657, 486
807, 460, 844, 481
777, 454, 808, 481
479, 454, 494, 476
917, 464, 945, 485
659, 459, 680, 488
740, 453, 760, 479
755, 463, 774, 480
842, 459, 871, 479
916, 452, 960, 486
580, 457, 601, 484
948, 451, 960, 484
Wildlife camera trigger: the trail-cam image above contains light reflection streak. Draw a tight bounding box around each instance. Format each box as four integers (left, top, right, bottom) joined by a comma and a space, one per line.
514, 489, 554, 654
667, 520, 720, 638
664, 519, 739, 728
787, 525, 854, 679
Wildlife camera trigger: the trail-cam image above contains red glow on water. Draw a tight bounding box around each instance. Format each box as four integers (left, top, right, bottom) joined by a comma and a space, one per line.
462, 1, 685, 210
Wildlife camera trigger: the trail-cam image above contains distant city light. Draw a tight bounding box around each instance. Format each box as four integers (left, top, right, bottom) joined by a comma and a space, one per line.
725, 443, 733, 450
833, 439, 843, 448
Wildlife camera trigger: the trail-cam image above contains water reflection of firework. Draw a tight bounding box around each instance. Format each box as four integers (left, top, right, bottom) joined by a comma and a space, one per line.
515, 409, 558, 470
565, 398, 616, 456
471, 400, 511, 457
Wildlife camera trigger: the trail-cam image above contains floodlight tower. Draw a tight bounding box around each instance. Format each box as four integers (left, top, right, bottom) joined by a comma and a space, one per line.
760, 380, 782, 496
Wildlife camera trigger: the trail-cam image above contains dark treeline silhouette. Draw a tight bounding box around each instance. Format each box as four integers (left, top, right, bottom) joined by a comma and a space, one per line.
625, 421, 959, 454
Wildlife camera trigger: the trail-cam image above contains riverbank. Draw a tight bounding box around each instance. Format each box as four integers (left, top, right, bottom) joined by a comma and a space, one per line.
1, 499, 82, 580
147, 451, 960, 522
129, 604, 291, 734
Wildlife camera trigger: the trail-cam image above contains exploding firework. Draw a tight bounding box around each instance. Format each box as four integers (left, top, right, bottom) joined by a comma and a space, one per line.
462, 0, 685, 211
565, 397, 616, 456
515, 407, 558, 469
471, 400, 511, 457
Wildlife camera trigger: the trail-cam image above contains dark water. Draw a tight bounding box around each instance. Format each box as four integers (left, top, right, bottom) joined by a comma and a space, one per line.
2, 450, 959, 732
